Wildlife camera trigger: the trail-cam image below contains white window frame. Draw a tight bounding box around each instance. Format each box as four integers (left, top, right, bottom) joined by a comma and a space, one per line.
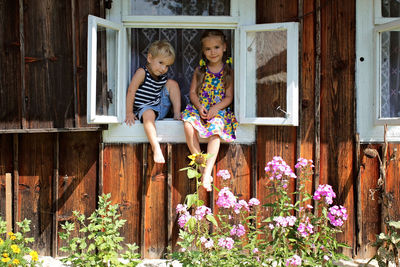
87, 15, 125, 124
87, 0, 300, 143
239, 22, 299, 125
356, 0, 400, 142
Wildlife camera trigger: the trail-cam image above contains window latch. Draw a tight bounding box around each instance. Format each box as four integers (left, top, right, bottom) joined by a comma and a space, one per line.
107, 89, 113, 104
275, 106, 290, 118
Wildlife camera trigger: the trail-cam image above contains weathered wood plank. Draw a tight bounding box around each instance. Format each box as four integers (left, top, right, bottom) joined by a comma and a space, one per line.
170, 144, 192, 251
18, 134, 54, 255
319, 0, 356, 255
357, 144, 380, 259
0, 0, 21, 129
0, 134, 13, 219
56, 131, 99, 256
143, 144, 168, 259
299, 0, 315, 200
102, 144, 143, 248
73, 0, 102, 127
386, 143, 400, 222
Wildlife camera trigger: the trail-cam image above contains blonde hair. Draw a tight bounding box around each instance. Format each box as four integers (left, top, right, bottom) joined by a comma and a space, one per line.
148, 40, 175, 61
196, 30, 233, 95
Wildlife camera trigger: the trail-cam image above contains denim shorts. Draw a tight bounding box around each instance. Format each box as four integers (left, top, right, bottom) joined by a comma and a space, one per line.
136, 86, 171, 121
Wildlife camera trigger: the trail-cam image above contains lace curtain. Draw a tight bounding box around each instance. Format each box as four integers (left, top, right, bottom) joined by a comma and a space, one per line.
381, 0, 400, 118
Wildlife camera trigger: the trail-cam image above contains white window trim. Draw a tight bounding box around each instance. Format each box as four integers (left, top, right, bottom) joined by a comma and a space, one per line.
356, 0, 400, 142
87, 15, 125, 124
91, 0, 298, 143
239, 22, 299, 126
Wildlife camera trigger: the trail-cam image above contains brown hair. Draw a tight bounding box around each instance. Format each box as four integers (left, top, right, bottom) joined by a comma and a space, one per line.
148, 40, 175, 61
195, 30, 233, 95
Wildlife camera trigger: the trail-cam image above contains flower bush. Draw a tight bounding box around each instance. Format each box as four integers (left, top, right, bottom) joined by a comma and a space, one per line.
170, 154, 350, 266
0, 218, 41, 266
59, 193, 141, 267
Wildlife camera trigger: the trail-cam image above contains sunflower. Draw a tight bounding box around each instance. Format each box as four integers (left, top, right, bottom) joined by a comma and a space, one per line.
188, 152, 207, 167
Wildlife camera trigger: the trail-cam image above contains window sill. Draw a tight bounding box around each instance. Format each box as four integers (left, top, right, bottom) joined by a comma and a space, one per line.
102, 119, 255, 143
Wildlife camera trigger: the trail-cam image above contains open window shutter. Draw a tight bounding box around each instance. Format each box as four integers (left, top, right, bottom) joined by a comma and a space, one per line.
87, 15, 124, 124
238, 22, 299, 126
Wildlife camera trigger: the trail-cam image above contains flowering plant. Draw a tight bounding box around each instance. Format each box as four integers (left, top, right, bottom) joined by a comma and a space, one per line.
0, 218, 41, 266
170, 154, 350, 266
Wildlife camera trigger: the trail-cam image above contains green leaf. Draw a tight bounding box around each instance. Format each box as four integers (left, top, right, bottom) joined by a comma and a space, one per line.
187, 168, 198, 179
388, 221, 400, 229
206, 214, 218, 227
185, 194, 198, 208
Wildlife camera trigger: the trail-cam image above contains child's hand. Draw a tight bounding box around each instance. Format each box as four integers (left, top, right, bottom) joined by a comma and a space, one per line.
125, 112, 137, 125
173, 113, 181, 120
198, 105, 208, 119
206, 106, 220, 120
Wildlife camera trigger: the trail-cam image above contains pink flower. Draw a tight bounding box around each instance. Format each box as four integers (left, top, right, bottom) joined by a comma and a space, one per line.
252, 248, 259, 253
176, 204, 187, 214
204, 239, 214, 249
234, 200, 249, 214
218, 237, 234, 250
178, 211, 192, 228
230, 224, 246, 237
328, 205, 348, 227
248, 198, 260, 206
295, 158, 314, 169
195, 205, 211, 220
286, 255, 302, 266
217, 169, 231, 180
313, 184, 336, 205
216, 187, 237, 209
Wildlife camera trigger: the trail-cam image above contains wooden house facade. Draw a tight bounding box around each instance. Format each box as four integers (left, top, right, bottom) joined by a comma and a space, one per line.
0, 0, 399, 261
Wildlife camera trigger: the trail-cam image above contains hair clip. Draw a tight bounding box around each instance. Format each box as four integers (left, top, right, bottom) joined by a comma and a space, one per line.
226, 57, 232, 65
199, 59, 206, 67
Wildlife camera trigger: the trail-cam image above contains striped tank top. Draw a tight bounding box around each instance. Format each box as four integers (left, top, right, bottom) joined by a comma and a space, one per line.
133, 65, 167, 114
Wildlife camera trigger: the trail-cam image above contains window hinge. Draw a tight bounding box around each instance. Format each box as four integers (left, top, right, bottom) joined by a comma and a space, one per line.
107, 89, 113, 104
105, 0, 113, 9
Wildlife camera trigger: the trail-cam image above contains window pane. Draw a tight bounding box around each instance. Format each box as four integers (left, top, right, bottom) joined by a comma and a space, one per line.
382, 0, 400, 17
246, 30, 287, 118
130, 0, 230, 16
96, 25, 118, 117
130, 28, 233, 114
381, 31, 400, 118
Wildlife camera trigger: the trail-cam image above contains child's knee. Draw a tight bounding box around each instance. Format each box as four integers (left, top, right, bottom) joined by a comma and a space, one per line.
166, 79, 180, 92
142, 109, 156, 121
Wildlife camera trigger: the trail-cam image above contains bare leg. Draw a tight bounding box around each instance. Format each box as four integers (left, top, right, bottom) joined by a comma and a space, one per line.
142, 109, 165, 163
166, 79, 181, 119
202, 135, 220, 191
183, 121, 201, 154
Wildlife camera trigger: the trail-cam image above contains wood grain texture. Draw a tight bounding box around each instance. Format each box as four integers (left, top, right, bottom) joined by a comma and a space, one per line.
386, 144, 400, 222
0, 0, 22, 129
18, 134, 54, 255
56, 132, 99, 256
319, 0, 356, 255
143, 144, 168, 259
0, 134, 13, 219
102, 144, 143, 248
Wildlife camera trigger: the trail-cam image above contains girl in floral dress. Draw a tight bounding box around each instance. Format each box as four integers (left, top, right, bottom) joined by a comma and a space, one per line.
181, 29, 238, 191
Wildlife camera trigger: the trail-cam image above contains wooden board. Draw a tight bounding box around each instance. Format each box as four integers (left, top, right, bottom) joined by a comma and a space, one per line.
319, 0, 356, 255
56, 132, 99, 256
18, 134, 54, 255
0, 0, 21, 129
0, 134, 13, 219
102, 144, 143, 248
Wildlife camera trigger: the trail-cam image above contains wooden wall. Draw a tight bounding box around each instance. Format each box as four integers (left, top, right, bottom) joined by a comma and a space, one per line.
1, 0, 400, 261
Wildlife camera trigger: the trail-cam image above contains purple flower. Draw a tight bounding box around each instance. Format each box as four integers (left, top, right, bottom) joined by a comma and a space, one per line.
217, 169, 231, 180
297, 219, 314, 237
204, 239, 214, 249
265, 157, 297, 187
286, 255, 302, 266
176, 204, 187, 214
328, 205, 348, 227
178, 211, 192, 228
216, 187, 237, 209
195, 205, 212, 220
218, 237, 234, 250
230, 224, 246, 237
313, 184, 336, 205
248, 198, 260, 206
295, 158, 314, 169
234, 200, 249, 214
273, 216, 297, 228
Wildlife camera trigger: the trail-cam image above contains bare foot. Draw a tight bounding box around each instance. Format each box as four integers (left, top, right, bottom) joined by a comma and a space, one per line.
153, 148, 165, 163
202, 175, 213, 191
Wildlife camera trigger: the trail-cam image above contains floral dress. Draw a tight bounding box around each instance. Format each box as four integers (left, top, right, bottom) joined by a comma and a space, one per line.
181, 66, 238, 142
